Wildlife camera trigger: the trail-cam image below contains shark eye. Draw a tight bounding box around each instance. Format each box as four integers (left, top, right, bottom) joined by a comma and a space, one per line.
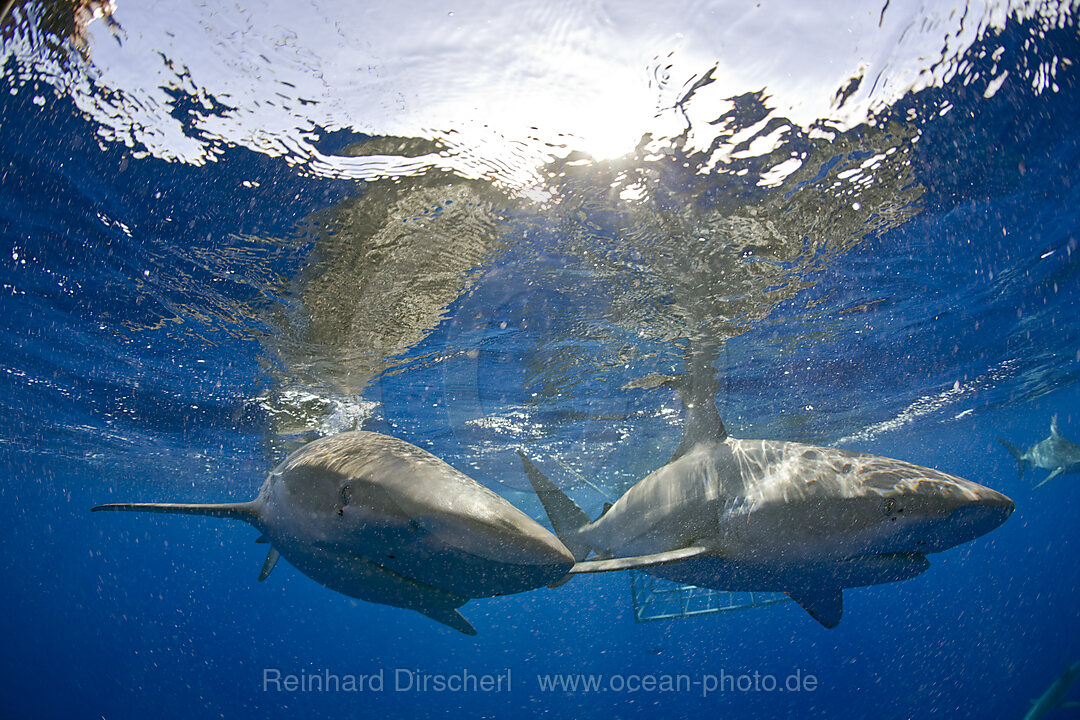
338, 484, 353, 516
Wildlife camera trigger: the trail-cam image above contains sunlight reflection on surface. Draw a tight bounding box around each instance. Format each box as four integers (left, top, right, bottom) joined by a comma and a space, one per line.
9, 0, 1056, 190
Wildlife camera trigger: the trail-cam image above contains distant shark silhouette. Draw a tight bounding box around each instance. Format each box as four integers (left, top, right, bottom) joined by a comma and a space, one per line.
94, 431, 574, 635
521, 343, 1014, 628
999, 416, 1080, 488
1024, 660, 1080, 720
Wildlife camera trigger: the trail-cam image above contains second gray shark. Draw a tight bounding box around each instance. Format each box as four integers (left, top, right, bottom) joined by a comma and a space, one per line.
999, 415, 1080, 488
522, 346, 1014, 628
1023, 660, 1080, 720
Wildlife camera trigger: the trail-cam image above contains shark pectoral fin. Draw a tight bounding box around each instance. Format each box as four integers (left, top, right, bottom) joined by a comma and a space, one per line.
258, 546, 280, 582
1034, 468, 1063, 488
419, 606, 477, 636
91, 501, 259, 523
568, 546, 712, 574
786, 587, 843, 629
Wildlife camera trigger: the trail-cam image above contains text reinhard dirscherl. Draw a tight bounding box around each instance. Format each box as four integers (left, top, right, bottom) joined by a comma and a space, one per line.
262, 668, 819, 697
263, 668, 511, 694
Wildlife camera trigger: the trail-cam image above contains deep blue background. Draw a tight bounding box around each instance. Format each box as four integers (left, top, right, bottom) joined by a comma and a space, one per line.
1, 13, 1079, 720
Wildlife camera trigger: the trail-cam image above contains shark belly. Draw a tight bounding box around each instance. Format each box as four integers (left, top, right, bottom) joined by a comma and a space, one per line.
279, 541, 468, 612
370, 534, 573, 599
267, 521, 570, 602
643, 552, 930, 591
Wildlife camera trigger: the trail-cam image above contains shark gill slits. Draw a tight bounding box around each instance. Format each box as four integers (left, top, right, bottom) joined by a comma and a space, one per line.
338, 483, 353, 516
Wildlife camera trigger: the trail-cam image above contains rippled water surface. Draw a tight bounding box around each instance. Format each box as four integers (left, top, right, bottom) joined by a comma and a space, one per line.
2, 1, 1079, 718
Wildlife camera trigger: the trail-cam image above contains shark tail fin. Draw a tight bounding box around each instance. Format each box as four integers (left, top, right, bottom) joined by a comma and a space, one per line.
997, 438, 1028, 478
92, 501, 260, 524
518, 451, 593, 562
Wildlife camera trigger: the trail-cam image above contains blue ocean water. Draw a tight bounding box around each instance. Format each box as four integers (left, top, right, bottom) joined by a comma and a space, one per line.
1, 2, 1079, 718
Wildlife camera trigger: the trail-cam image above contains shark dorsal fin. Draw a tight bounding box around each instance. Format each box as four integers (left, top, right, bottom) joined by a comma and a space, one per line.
668, 365, 727, 461
624, 341, 727, 462
670, 340, 727, 461
1051, 415, 1061, 438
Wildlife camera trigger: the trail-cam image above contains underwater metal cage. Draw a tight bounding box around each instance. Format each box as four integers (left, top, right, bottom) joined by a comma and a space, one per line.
629, 571, 790, 622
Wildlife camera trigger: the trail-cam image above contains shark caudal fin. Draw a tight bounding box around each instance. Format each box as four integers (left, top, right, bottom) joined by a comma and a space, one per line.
997, 438, 1029, 478
92, 501, 260, 523
518, 452, 593, 562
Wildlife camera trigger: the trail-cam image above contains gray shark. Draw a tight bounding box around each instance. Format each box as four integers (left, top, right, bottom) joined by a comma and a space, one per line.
521, 346, 1014, 628
94, 431, 574, 635
999, 416, 1080, 488
1024, 660, 1080, 720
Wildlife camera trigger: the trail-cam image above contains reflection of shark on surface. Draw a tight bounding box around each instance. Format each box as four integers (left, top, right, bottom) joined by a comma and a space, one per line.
521, 343, 1014, 628
1024, 660, 1080, 720
999, 416, 1080, 489
94, 432, 574, 635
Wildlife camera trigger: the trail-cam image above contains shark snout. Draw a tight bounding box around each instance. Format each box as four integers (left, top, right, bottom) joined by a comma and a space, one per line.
924, 482, 1014, 552
875, 470, 1014, 554
973, 484, 1015, 517
954, 484, 1014, 531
